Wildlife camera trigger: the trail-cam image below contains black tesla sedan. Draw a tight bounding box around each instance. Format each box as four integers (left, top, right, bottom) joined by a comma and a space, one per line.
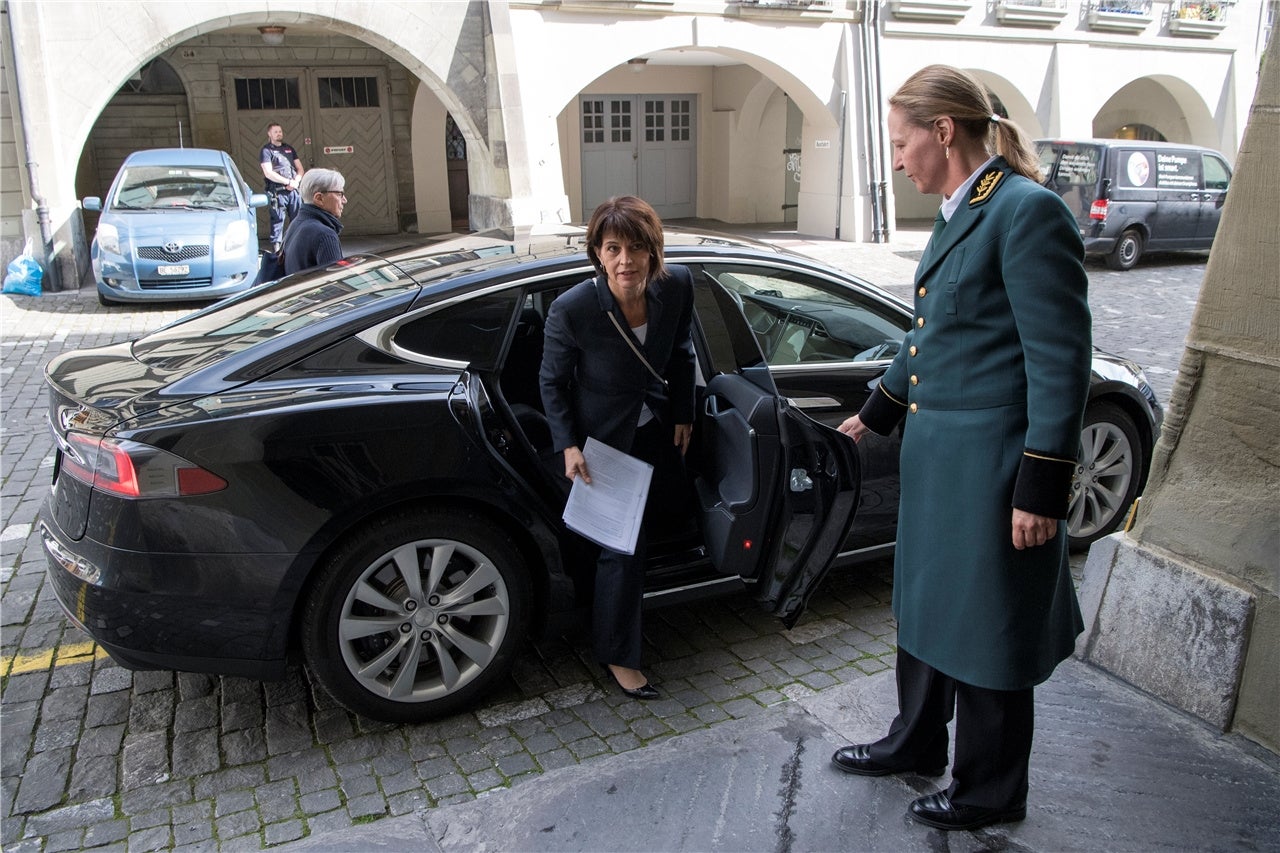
39, 227, 1162, 722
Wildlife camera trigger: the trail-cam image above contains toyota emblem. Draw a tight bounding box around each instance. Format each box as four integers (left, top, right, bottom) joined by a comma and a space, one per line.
164, 241, 182, 254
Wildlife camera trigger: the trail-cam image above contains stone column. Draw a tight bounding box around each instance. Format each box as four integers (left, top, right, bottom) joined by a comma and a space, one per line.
1076, 30, 1279, 753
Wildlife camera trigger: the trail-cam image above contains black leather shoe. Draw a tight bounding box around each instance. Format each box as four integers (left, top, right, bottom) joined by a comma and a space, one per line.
907, 792, 1026, 831
831, 744, 945, 777
605, 668, 660, 700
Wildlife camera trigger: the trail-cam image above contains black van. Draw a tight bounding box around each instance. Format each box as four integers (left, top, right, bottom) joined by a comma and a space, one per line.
1035, 138, 1232, 270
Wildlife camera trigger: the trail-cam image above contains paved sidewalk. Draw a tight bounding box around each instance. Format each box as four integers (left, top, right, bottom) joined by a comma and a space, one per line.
279, 659, 1280, 853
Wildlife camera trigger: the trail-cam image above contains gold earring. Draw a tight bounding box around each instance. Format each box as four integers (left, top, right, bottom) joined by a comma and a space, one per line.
945, 146, 950, 160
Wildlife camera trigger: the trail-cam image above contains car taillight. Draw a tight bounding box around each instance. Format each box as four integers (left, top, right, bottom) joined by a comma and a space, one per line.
60, 432, 227, 498
1089, 199, 1108, 220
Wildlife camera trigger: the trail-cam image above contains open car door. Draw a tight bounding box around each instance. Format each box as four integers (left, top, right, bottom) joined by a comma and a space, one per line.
692, 273, 860, 628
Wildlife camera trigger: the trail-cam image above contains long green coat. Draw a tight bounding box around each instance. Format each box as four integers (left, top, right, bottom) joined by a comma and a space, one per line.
859, 158, 1092, 690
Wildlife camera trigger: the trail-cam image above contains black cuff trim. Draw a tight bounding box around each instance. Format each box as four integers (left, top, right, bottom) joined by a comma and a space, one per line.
858, 385, 908, 436
1013, 451, 1077, 519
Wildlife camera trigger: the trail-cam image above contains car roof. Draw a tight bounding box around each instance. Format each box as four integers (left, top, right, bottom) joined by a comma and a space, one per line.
1034, 138, 1222, 155
369, 224, 793, 282
121, 148, 231, 167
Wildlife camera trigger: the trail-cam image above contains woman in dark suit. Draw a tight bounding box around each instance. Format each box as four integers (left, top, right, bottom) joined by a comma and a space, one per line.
832, 66, 1092, 830
539, 196, 697, 700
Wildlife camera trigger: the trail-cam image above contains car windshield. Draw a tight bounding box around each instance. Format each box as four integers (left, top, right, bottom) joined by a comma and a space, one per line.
703, 264, 907, 364
112, 165, 239, 210
131, 261, 420, 370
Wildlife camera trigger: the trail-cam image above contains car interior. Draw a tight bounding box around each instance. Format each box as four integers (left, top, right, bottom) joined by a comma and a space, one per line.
384, 260, 903, 586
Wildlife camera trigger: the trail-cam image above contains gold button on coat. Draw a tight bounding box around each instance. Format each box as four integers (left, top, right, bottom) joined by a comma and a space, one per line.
910, 375, 919, 385
917, 317, 925, 328
918, 286, 927, 298
909, 345, 918, 356
909, 402, 918, 413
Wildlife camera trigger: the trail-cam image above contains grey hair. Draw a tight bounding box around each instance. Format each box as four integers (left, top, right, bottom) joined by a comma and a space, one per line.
299, 168, 344, 200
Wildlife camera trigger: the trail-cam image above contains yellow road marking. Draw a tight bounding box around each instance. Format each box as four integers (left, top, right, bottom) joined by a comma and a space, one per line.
3, 641, 108, 677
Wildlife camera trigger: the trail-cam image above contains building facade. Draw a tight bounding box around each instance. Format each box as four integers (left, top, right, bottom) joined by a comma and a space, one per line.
0, 0, 1271, 290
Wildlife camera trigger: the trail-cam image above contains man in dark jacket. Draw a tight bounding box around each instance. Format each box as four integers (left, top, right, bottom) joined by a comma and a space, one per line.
284, 169, 346, 275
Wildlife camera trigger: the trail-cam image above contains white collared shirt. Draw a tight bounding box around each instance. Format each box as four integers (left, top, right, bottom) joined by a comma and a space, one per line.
940, 155, 999, 222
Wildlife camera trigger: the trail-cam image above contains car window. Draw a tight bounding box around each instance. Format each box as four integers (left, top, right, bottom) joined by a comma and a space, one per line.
699, 263, 908, 366
1203, 155, 1231, 191
132, 262, 420, 369
112, 165, 238, 210
392, 288, 522, 368
1036, 143, 1101, 187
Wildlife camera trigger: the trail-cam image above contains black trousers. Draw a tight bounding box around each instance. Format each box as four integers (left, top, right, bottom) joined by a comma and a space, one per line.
868, 647, 1034, 809
592, 419, 687, 668
267, 188, 300, 244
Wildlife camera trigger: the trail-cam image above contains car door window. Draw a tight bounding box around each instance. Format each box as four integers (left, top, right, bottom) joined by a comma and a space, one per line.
392, 289, 522, 369
1203, 155, 1230, 191
699, 263, 908, 366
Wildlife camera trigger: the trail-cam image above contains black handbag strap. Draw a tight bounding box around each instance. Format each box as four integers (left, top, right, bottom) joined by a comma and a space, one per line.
600, 281, 668, 389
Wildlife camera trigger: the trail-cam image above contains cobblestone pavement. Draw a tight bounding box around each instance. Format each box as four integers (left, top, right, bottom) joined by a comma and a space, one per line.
0, 229, 1207, 851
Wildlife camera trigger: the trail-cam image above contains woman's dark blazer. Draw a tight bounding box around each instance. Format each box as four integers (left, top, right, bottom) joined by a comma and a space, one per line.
539, 265, 697, 455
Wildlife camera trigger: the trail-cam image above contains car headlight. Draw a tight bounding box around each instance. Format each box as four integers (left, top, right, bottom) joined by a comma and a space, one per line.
97, 223, 120, 255
222, 220, 251, 254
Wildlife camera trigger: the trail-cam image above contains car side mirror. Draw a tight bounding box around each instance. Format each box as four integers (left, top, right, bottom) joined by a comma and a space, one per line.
83, 197, 102, 212
248, 193, 271, 209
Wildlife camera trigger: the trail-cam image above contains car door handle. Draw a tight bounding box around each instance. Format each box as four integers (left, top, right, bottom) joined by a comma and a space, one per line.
789, 396, 841, 410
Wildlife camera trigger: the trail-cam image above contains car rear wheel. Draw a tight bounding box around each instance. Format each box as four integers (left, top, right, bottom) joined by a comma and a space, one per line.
1068, 401, 1143, 551
302, 509, 530, 722
1106, 228, 1144, 271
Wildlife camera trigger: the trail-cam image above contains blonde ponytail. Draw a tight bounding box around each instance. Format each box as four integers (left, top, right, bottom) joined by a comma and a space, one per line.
891, 65, 1041, 182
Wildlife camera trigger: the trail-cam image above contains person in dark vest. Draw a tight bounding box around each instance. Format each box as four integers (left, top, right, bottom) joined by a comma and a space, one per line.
284, 169, 345, 275
539, 196, 697, 701
831, 64, 1092, 832
259, 122, 304, 253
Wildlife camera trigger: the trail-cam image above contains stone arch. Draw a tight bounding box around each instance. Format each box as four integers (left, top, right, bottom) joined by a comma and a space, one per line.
549, 41, 843, 229
1092, 75, 1220, 153
57, 9, 487, 163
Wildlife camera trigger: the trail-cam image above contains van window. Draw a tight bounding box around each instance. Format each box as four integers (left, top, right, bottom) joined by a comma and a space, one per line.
1116, 150, 1157, 189
1154, 151, 1201, 191
1036, 142, 1100, 187
1203, 155, 1231, 191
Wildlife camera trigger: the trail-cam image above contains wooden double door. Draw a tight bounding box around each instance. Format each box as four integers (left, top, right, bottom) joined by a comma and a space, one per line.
225, 66, 398, 236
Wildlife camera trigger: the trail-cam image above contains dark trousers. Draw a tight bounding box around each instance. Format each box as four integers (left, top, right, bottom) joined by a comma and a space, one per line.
268, 188, 300, 244
869, 647, 1034, 809
592, 419, 686, 668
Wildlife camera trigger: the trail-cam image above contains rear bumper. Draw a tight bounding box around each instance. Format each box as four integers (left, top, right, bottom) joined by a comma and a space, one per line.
39, 504, 293, 680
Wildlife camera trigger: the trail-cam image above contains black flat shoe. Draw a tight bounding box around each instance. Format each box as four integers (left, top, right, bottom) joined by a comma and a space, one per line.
604, 667, 660, 700
831, 744, 946, 777
907, 792, 1026, 831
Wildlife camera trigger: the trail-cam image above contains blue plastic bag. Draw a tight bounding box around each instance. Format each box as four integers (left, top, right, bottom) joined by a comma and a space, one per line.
3, 240, 43, 296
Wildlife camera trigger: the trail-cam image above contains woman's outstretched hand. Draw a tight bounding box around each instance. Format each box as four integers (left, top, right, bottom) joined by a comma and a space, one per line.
837, 414, 869, 443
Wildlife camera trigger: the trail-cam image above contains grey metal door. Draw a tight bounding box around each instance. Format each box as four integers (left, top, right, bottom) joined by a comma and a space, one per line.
580, 94, 695, 219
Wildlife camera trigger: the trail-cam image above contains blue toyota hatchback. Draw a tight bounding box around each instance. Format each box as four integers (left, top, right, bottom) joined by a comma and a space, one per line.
83, 148, 269, 305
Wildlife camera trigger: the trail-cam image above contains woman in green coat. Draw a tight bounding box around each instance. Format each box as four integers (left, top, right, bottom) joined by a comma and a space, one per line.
831, 65, 1092, 831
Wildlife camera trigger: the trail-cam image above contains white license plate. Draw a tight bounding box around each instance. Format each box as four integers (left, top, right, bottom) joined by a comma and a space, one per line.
157, 264, 189, 276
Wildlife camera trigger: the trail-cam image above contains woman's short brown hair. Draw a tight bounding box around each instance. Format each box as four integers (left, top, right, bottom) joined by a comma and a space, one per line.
585, 196, 667, 283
